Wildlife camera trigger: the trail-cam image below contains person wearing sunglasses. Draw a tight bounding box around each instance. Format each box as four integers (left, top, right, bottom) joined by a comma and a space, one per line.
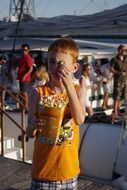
16, 43, 33, 109
81, 63, 97, 116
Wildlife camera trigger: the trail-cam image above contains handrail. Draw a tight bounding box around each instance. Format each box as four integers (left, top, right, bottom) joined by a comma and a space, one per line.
0, 84, 28, 110
0, 84, 28, 162
0, 108, 26, 134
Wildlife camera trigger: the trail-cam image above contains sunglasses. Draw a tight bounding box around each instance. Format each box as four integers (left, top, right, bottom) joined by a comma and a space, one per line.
22, 49, 29, 52
87, 68, 92, 70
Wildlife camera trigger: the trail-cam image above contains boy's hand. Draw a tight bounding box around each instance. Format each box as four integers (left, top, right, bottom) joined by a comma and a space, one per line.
36, 118, 46, 132
57, 63, 72, 86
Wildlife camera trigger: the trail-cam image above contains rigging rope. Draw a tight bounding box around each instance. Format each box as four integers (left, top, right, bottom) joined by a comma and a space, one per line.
78, 1, 92, 15
91, 0, 103, 11
41, 0, 53, 17
78, 0, 103, 15
8, 0, 25, 73
35, 0, 44, 8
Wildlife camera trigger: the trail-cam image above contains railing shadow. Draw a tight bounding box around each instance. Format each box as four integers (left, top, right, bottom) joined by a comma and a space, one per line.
0, 84, 28, 162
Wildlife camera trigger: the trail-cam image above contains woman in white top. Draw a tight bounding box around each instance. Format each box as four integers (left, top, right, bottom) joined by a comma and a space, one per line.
82, 64, 97, 116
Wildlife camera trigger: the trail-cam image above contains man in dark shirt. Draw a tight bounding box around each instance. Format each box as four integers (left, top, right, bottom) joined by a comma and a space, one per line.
110, 44, 127, 119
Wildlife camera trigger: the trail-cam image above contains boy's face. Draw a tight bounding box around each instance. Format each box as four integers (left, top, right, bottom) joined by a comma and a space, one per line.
47, 50, 78, 83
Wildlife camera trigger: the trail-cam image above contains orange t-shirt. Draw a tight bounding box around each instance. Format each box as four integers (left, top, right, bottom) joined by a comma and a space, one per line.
31, 84, 80, 181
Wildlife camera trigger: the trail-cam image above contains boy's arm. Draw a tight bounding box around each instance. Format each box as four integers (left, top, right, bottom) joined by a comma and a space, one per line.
26, 88, 38, 138
66, 80, 86, 125
58, 66, 86, 125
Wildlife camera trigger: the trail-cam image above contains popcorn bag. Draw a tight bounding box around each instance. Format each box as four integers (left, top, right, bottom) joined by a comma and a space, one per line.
38, 95, 67, 145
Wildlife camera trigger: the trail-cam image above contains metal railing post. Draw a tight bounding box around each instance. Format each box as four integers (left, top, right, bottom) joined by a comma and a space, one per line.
21, 109, 26, 162
0, 89, 5, 156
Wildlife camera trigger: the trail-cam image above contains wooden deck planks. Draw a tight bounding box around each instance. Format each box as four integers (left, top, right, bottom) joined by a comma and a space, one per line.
0, 156, 118, 190
0, 156, 31, 190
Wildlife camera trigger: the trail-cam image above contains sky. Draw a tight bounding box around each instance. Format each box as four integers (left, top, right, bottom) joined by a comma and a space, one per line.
0, 0, 126, 19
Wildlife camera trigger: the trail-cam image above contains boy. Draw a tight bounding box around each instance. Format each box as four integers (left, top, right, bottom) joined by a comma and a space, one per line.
26, 37, 86, 190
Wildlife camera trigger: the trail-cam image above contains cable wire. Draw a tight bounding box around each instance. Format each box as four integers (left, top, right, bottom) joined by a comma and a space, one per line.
41, 0, 53, 17
92, 0, 103, 11
35, 0, 44, 9
77, 0, 103, 15
77, 0, 92, 15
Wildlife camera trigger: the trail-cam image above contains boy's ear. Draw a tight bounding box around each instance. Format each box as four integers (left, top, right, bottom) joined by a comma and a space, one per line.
73, 62, 79, 73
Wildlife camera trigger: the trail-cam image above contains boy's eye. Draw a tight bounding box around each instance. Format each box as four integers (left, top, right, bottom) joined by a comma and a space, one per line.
58, 61, 65, 65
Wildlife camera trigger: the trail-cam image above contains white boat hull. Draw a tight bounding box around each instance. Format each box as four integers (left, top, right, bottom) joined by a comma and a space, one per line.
79, 122, 127, 189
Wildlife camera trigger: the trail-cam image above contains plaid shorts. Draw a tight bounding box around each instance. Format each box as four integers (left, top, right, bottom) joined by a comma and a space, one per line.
30, 177, 77, 190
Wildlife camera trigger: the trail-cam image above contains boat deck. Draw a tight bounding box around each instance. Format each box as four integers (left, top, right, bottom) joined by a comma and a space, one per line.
0, 156, 118, 190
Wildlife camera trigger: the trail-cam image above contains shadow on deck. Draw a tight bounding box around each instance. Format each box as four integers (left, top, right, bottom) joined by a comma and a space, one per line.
0, 156, 118, 190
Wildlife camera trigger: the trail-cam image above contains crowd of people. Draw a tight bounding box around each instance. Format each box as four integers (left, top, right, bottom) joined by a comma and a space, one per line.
0, 43, 49, 110
81, 45, 127, 119
0, 42, 127, 119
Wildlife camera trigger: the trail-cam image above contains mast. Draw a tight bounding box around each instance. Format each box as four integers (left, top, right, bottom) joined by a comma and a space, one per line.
8, 0, 35, 72
9, 0, 35, 20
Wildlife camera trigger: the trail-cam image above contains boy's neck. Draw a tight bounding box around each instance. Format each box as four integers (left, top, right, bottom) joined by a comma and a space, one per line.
48, 81, 66, 94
